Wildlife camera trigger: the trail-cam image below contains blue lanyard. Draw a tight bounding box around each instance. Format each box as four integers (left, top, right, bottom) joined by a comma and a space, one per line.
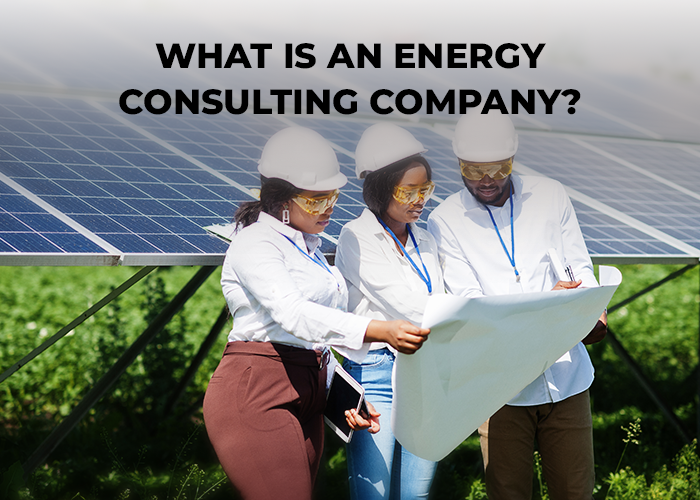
377, 217, 433, 293
279, 233, 340, 291
483, 183, 520, 282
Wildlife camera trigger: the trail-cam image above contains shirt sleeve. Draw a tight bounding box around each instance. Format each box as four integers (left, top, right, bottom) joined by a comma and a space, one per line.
336, 225, 429, 325
427, 211, 485, 298
226, 232, 371, 351
558, 187, 598, 288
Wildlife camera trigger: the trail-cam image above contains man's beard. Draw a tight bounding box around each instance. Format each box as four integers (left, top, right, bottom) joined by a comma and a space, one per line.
463, 177, 512, 206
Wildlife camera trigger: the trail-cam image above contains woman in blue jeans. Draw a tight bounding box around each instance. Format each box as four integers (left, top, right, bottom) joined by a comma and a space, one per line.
335, 123, 444, 499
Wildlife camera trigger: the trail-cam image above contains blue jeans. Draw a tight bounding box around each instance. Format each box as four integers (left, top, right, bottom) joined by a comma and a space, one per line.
343, 349, 437, 500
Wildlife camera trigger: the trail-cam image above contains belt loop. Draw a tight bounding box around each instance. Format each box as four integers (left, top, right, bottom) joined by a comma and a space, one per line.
319, 347, 331, 371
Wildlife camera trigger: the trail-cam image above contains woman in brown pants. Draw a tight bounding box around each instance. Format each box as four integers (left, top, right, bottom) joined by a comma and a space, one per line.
203, 127, 430, 500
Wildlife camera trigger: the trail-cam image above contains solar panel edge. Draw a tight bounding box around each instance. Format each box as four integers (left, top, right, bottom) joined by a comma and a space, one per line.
0, 252, 120, 266
118, 253, 225, 267
590, 254, 700, 265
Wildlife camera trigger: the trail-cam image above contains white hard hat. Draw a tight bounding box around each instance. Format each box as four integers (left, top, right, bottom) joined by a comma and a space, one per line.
452, 109, 518, 162
355, 123, 427, 179
258, 127, 347, 191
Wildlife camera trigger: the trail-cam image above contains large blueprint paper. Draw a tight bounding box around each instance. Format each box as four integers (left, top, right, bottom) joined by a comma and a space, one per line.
392, 266, 622, 461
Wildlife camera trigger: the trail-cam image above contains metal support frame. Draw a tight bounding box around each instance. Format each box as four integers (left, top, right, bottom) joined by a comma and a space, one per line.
10, 261, 700, 480
604, 263, 699, 444
0, 266, 156, 385
22, 266, 217, 479
162, 304, 229, 417
606, 327, 691, 444
607, 264, 697, 315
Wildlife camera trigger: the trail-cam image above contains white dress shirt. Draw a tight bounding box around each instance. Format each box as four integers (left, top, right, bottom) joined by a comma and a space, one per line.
336, 208, 445, 352
427, 174, 597, 405
221, 211, 371, 363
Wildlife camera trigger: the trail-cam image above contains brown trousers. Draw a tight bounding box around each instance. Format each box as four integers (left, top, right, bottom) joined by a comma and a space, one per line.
203, 342, 327, 500
478, 390, 595, 500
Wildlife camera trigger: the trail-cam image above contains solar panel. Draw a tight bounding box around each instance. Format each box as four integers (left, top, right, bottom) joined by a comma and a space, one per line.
513, 134, 700, 252
1, 29, 699, 266
0, 96, 698, 264
0, 97, 247, 263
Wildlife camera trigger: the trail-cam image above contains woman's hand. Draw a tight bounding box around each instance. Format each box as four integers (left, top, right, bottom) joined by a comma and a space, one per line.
345, 401, 381, 433
552, 279, 582, 291
364, 320, 430, 354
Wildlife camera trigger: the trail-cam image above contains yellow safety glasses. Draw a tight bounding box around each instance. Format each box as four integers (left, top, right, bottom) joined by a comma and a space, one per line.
459, 157, 513, 181
292, 189, 340, 215
392, 181, 435, 205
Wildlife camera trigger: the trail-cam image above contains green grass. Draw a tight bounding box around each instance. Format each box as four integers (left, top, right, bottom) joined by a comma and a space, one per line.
0, 264, 698, 499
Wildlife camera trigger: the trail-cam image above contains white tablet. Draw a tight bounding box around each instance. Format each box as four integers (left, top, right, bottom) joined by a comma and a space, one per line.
324, 364, 367, 443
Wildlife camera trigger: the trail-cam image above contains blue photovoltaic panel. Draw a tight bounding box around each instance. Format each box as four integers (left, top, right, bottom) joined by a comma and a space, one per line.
1, 49, 699, 265
584, 140, 700, 185
1, 92, 698, 265
0, 180, 107, 254
108, 105, 285, 191
413, 127, 700, 257
99, 109, 357, 253
571, 200, 684, 257
513, 134, 700, 251
0, 95, 248, 259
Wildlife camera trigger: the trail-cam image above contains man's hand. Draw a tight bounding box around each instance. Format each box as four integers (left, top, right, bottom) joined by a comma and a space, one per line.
582, 310, 608, 345
552, 279, 582, 291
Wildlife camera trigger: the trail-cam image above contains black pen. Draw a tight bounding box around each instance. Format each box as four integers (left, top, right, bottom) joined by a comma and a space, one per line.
565, 265, 576, 282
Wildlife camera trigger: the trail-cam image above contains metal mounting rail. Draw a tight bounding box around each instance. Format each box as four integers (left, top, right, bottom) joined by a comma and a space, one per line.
0, 266, 156, 385
22, 266, 217, 479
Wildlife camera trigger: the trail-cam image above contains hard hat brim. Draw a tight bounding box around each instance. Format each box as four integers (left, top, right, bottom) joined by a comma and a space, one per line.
298, 171, 347, 191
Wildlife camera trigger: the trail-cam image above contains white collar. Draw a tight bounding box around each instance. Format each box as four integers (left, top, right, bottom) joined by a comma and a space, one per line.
357, 208, 430, 243
257, 211, 322, 254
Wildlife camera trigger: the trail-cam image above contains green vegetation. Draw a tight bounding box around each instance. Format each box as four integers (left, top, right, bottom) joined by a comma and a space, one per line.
0, 264, 698, 499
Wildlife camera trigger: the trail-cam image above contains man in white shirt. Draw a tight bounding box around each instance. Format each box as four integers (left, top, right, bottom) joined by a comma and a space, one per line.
427, 110, 606, 500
